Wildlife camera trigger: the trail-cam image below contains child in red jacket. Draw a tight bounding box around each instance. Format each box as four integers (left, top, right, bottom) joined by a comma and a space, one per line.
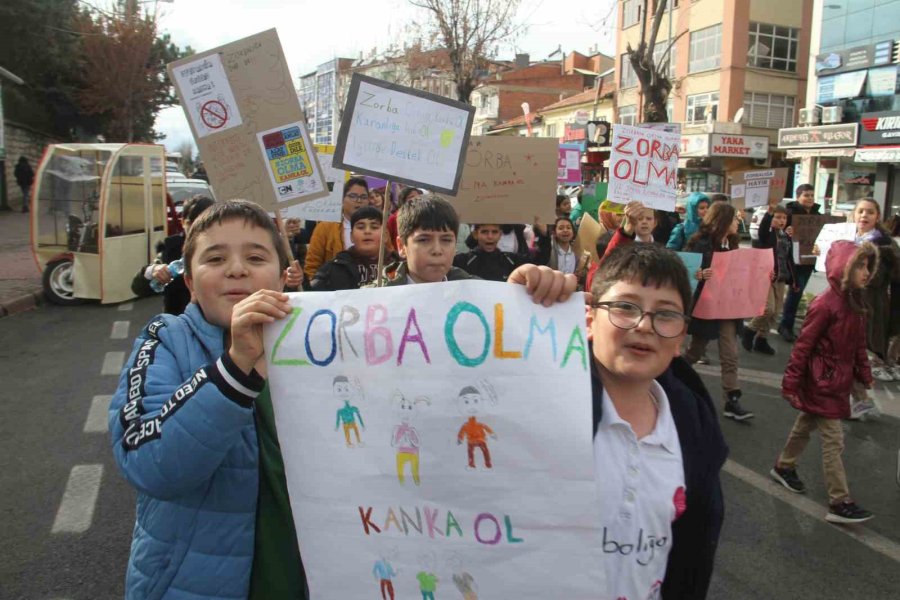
771, 240, 877, 524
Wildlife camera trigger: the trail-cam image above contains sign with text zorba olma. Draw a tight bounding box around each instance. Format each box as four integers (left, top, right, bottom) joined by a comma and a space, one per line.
607, 124, 679, 211
333, 74, 475, 195
263, 282, 606, 599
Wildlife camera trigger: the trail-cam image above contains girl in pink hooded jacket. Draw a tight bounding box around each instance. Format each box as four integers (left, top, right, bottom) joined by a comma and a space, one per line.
770, 240, 877, 524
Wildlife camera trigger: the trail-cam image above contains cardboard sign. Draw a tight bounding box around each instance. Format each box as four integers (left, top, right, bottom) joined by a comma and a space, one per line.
675, 252, 703, 294
729, 168, 788, 209
281, 145, 350, 223
608, 124, 679, 211
449, 136, 557, 225
791, 215, 845, 266
574, 212, 604, 264
334, 74, 475, 195
692, 249, 773, 319
263, 282, 606, 599
814, 223, 857, 272
558, 143, 582, 184
168, 29, 328, 211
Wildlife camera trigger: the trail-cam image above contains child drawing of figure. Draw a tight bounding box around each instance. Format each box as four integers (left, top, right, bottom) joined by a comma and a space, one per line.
456, 383, 498, 470
391, 391, 430, 485
334, 375, 365, 447
447, 553, 478, 600
372, 552, 399, 600
416, 569, 439, 600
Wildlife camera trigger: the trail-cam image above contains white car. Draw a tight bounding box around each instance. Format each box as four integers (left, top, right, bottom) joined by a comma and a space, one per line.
167, 178, 214, 214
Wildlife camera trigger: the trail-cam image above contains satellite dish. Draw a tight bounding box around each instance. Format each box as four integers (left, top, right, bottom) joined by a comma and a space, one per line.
733, 107, 745, 123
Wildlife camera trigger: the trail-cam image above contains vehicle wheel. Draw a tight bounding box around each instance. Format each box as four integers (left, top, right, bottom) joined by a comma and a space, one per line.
43, 259, 83, 306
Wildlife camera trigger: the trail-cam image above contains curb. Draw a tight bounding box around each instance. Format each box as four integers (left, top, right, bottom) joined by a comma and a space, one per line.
0, 289, 44, 319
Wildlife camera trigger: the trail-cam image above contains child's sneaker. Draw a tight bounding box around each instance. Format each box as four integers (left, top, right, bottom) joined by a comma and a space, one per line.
696, 353, 711, 365
770, 466, 806, 493
723, 391, 754, 421
753, 337, 776, 356
888, 365, 900, 380
826, 500, 873, 524
871, 366, 894, 382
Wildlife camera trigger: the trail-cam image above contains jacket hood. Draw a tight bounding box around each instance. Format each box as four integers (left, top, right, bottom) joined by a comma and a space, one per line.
825, 240, 876, 294
683, 192, 709, 237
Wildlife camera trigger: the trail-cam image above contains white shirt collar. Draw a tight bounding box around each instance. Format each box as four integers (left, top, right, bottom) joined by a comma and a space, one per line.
600, 380, 679, 454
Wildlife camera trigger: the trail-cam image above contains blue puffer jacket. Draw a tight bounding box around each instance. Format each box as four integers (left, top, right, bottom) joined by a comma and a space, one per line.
109, 304, 263, 600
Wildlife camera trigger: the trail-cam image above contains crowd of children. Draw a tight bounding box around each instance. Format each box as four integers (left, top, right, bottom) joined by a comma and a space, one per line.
111, 172, 898, 598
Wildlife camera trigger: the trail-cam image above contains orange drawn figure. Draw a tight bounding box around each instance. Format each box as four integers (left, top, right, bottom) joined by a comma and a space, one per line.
455, 382, 499, 470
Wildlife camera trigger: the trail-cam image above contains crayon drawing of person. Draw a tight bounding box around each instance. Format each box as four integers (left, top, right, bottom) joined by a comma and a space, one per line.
391, 391, 430, 485
372, 554, 398, 600
447, 553, 478, 600
416, 570, 439, 600
334, 375, 365, 447
456, 384, 498, 470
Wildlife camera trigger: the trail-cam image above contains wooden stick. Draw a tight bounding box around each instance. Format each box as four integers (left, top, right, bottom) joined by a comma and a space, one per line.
376, 180, 392, 287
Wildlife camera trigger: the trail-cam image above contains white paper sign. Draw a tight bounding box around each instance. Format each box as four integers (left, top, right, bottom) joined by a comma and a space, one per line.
280, 145, 347, 223
814, 223, 857, 272
263, 282, 605, 599
730, 184, 746, 199
171, 54, 243, 138
744, 179, 770, 208
608, 124, 680, 211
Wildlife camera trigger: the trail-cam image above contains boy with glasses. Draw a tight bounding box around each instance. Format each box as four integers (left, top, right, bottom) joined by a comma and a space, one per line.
303, 176, 370, 280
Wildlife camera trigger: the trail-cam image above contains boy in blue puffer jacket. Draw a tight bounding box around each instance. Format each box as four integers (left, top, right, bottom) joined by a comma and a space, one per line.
109, 200, 293, 599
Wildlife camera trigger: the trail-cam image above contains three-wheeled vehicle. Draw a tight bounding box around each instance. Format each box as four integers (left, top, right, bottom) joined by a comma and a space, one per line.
30, 143, 167, 305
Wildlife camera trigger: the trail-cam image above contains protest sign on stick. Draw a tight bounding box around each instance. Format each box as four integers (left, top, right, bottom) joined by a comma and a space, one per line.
692, 248, 772, 319
449, 136, 557, 225
791, 215, 846, 266
575, 213, 604, 264
333, 74, 475, 194
280, 145, 349, 223
814, 223, 857, 272
729, 168, 788, 209
168, 29, 328, 211
263, 282, 606, 599
607, 124, 679, 211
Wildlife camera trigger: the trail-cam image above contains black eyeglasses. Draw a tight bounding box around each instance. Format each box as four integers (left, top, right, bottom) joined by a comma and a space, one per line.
592, 301, 689, 338
344, 193, 369, 203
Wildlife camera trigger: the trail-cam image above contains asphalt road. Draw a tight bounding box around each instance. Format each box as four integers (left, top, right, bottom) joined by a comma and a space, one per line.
1, 296, 899, 599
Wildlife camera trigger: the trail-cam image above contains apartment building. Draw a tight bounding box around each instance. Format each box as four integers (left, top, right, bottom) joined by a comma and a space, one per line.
616, 0, 813, 194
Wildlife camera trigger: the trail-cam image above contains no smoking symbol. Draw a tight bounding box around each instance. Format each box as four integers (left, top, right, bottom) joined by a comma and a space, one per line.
200, 100, 228, 130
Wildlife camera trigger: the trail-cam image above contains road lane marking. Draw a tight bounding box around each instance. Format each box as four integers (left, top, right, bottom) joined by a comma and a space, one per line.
110, 321, 130, 340
724, 459, 900, 564
84, 395, 111, 433
51, 465, 103, 534
100, 351, 125, 376
117, 302, 134, 311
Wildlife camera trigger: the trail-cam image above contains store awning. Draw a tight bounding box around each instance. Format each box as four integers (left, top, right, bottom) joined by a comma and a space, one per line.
786, 148, 857, 159
854, 147, 900, 162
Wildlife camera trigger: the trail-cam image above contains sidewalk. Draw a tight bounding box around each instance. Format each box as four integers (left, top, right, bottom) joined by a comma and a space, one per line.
0, 210, 43, 318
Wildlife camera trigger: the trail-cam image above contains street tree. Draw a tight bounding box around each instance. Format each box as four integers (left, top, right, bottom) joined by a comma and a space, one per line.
409, 0, 524, 104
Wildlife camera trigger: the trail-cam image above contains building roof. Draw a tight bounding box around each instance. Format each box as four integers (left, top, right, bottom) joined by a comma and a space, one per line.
487, 85, 615, 131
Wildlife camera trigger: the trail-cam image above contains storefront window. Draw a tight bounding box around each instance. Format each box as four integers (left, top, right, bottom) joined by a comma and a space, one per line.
816, 158, 876, 216
685, 171, 724, 193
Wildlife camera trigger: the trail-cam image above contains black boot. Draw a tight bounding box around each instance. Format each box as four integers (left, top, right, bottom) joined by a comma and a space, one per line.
741, 328, 756, 352
753, 336, 776, 355
778, 325, 796, 343
723, 390, 754, 421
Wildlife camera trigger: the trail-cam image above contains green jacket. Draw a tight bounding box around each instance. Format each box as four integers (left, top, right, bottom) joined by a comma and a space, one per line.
249, 385, 308, 599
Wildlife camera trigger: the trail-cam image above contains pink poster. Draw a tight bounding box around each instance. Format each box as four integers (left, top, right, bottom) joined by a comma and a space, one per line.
692, 248, 773, 320
558, 144, 582, 184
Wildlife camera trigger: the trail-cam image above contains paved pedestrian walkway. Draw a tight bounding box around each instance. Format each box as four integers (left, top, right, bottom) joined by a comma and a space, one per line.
0, 210, 42, 317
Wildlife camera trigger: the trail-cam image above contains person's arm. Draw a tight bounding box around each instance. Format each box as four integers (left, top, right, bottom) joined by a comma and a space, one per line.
304, 225, 328, 280
665, 224, 685, 250
355, 406, 365, 429
782, 300, 830, 398
757, 211, 774, 248
108, 320, 263, 499
602, 227, 634, 260
854, 317, 874, 388
457, 423, 466, 443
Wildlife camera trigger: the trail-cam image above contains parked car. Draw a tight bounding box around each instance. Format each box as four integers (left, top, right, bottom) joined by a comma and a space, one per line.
167, 178, 214, 213
748, 199, 792, 242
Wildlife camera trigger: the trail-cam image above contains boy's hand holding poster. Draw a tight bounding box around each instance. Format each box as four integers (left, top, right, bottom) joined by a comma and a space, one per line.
607, 124, 679, 211
263, 282, 606, 599
692, 248, 773, 319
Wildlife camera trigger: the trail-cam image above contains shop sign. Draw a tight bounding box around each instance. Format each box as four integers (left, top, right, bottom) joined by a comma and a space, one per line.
709, 134, 768, 159
563, 123, 588, 143
859, 111, 900, 145
777, 123, 858, 149
815, 40, 894, 76
854, 147, 900, 163
573, 109, 590, 125
680, 134, 709, 157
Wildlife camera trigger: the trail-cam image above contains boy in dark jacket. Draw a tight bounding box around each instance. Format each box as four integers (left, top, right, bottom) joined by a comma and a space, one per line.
310, 206, 384, 291
588, 243, 727, 599
779, 184, 821, 341
453, 223, 528, 282
743, 205, 795, 355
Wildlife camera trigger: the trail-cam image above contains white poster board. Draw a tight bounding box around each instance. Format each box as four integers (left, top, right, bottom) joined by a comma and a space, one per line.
171, 53, 243, 138
263, 282, 605, 599
608, 124, 679, 211
743, 179, 770, 208
281, 145, 348, 223
814, 223, 857, 272
333, 74, 475, 195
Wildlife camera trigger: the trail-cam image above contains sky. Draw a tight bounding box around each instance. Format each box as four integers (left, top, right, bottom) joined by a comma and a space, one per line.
151, 0, 617, 154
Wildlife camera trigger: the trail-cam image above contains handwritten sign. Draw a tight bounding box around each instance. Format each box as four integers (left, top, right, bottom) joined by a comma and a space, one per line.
814, 223, 857, 272
168, 30, 328, 211
575, 212, 604, 264
608, 124, 679, 211
692, 249, 772, 319
743, 179, 770, 209
791, 215, 845, 266
449, 136, 557, 224
729, 168, 788, 210
675, 252, 703, 294
281, 145, 349, 223
558, 143, 582, 184
263, 282, 605, 599
334, 74, 475, 194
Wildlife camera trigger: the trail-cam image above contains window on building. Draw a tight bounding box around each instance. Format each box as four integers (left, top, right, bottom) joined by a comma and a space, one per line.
747, 22, 798, 72
686, 92, 718, 123
620, 54, 638, 88
652, 39, 677, 78
623, 0, 641, 28
618, 105, 638, 126
545, 123, 558, 138
743, 92, 795, 129
689, 24, 722, 73
652, 0, 679, 12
